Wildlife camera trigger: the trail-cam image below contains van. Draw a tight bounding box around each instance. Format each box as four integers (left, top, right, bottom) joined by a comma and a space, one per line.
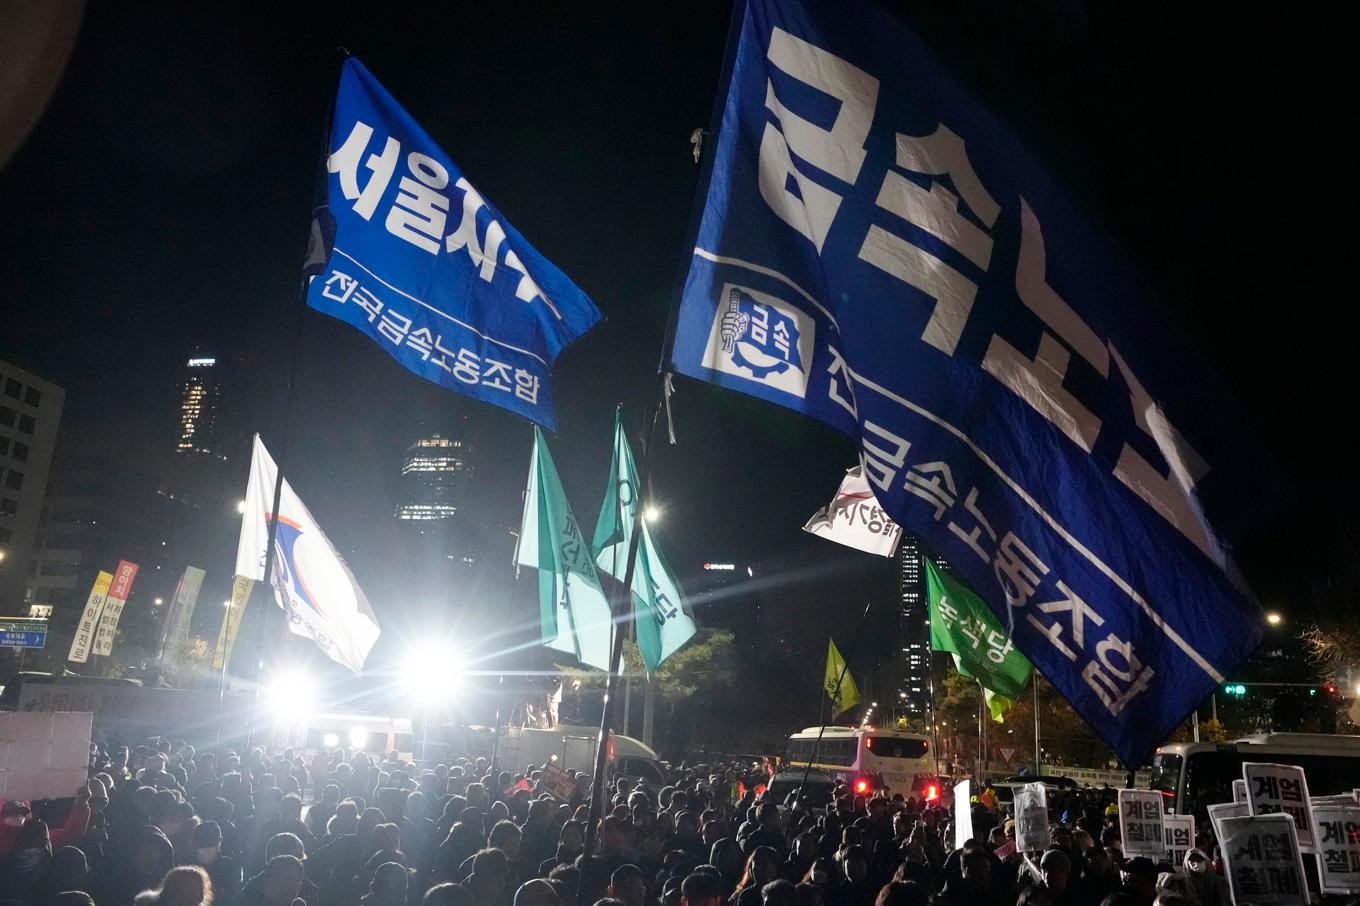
497, 725, 667, 785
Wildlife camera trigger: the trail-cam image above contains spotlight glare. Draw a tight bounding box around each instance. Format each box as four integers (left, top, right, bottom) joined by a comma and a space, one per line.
266, 668, 316, 723
323, 732, 340, 748
349, 726, 370, 749
401, 643, 461, 705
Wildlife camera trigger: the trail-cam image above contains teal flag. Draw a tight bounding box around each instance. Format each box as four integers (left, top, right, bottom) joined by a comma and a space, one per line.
592, 410, 697, 672
517, 428, 613, 670
925, 557, 1033, 722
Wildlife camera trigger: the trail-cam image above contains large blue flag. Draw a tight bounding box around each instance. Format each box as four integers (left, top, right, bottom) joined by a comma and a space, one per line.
307, 58, 601, 429
668, 0, 1264, 765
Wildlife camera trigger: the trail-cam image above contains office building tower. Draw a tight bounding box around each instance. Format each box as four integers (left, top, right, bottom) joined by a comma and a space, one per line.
175, 356, 226, 460
0, 360, 64, 611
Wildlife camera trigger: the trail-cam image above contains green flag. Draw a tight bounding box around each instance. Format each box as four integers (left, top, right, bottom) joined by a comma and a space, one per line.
592, 410, 697, 672
924, 557, 1033, 722
824, 638, 861, 715
517, 428, 613, 671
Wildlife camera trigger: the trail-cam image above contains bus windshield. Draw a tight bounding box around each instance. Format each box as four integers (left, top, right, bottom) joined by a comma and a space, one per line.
1148, 753, 1182, 798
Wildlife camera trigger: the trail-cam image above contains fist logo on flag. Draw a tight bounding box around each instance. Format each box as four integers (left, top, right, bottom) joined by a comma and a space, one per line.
702, 284, 813, 398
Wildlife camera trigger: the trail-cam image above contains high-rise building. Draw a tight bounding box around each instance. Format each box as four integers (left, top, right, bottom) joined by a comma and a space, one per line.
897, 535, 947, 725
175, 356, 226, 460
394, 433, 474, 525
0, 360, 64, 612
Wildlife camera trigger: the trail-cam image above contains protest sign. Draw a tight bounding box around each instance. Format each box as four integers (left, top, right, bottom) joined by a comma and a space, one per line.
1220, 814, 1308, 906
1118, 789, 1166, 856
1313, 804, 1360, 894
1015, 782, 1050, 853
1164, 814, 1196, 863
1243, 763, 1314, 850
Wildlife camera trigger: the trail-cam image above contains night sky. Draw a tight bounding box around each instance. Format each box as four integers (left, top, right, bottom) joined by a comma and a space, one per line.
1, 2, 1352, 675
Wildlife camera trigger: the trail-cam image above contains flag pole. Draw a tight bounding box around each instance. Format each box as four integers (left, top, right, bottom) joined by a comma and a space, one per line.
584, 394, 664, 852
796, 600, 873, 805
1032, 675, 1041, 771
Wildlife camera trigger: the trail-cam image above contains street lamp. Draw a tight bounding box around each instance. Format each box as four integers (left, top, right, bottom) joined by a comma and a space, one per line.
643, 505, 661, 523
236, 500, 247, 514
154, 597, 164, 606
1265, 612, 1283, 626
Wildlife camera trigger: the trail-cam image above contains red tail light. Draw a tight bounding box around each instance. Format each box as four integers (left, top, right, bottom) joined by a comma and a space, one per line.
854, 778, 870, 794
925, 783, 939, 801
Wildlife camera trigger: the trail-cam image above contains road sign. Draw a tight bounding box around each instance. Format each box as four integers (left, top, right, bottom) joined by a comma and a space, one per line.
998, 746, 1017, 765
0, 617, 48, 649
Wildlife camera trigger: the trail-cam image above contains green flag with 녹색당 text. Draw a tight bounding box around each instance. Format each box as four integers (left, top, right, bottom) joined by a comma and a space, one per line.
925, 557, 1033, 721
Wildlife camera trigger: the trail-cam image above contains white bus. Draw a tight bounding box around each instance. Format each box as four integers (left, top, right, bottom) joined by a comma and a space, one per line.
782, 726, 937, 798
1150, 733, 1360, 816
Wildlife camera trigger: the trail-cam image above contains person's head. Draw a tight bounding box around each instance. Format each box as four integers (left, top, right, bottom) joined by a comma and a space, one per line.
280, 794, 303, 822
158, 865, 212, 906
608, 864, 646, 906
53, 892, 97, 906
1182, 849, 1210, 877
374, 823, 402, 853
794, 882, 823, 906
803, 857, 835, 886
841, 845, 868, 884
192, 822, 223, 865
557, 820, 584, 854
1041, 849, 1072, 893
423, 883, 474, 906
469, 848, 510, 896
488, 819, 522, 859
267, 832, 306, 861
1121, 857, 1159, 901
133, 828, 175, 883
369, 862, 408, 904
960, 846, 991, 887
709, 838, 742, 876
681, 871, 723, 906
513, 879, 561, 906
47, 845, 89, 886
740, 846, 781, 889
747, 879, 790, 906
261, 855, 304, 906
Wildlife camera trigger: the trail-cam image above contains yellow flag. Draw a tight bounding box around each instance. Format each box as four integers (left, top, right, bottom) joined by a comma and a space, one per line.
824, 638, 860, 715
212, 576, 254, 671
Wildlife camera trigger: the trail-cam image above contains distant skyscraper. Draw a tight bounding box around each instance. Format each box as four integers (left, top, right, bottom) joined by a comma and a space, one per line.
897, 535, 946, 723
175, 356, 226, 460
394, 433, 474, 524
0, 360, 65, 612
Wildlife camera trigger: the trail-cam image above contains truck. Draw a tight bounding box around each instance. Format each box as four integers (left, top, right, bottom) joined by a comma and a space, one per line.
495, 724, 667, 784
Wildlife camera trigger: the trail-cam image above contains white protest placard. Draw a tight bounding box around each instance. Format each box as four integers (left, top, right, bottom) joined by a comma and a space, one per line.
1118, 789, 1166, 856
954, 780, 973, 849
1220, 813, 1308, 906
1243, 763, 1314, 850
1015, 781, 1049, 853
1313, 804, 1360, 894
1209, 801, 1249, 844
1234, 779, 1248, 803
1164, 813, 1196, 864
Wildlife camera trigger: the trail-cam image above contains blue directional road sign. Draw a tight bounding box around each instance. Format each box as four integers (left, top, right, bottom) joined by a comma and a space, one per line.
0, 618, 48, 648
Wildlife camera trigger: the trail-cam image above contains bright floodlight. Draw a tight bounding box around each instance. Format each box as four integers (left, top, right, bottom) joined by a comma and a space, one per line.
236, 499, 247, 514
401, 644, 461, 705
1265, 612, 1283, 626
349, 726, 370, 749
643, 505, 661, 523
323, 732, 340, 748
265, 668, 316, 723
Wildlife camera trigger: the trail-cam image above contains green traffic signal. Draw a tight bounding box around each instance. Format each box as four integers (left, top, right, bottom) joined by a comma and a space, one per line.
1223, 683, 1247, 695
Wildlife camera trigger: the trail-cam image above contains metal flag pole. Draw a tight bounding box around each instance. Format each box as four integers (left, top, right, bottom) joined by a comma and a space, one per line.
796, 600, 874, 804
1032, 676, 1042, 770
584, 394, 664, 852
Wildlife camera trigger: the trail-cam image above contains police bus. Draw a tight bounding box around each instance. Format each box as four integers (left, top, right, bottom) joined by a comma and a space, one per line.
781, 726, 937, 798
1150, 733, 1360, 815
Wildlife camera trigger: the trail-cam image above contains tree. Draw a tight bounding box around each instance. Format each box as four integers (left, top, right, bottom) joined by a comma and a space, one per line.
558, 628, 738, 752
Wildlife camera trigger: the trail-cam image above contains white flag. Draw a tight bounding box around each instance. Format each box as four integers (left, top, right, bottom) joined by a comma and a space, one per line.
803, 466, 902, 557
237, 435, 380, 672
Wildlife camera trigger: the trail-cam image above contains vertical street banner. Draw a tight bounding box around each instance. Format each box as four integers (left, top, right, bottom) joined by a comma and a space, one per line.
91, 560, 139, 657
236, 435, 381, 672
517, 428, 614, 671
1244, 762, 1315, 851
1014, 782, 1049, 853
954, 779, 973, 849
926, 558, 1032, 721
306, 57, 602, 429
158, 565, 205, 664
1313, 805, 1360, 894
1163, 814, 1195, 864
1220, 814, 1308, 906
665, 0, 1266, 765
1118, 789, 1166, 857
803, 465, 902, 556
592, 410, 698, 670
212, 576, 254, 671
68, 571, 114, 663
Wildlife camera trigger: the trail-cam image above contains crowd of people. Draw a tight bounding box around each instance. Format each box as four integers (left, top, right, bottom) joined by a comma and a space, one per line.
0, 741, 1286, 906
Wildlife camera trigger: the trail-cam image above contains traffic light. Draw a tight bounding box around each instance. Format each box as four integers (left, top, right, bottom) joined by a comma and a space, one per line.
1224, 683, 1247, 696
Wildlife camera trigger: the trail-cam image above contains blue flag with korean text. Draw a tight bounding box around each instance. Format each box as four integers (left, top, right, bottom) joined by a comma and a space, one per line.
307, 58, 601, 429
668, 0, 1265, 765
